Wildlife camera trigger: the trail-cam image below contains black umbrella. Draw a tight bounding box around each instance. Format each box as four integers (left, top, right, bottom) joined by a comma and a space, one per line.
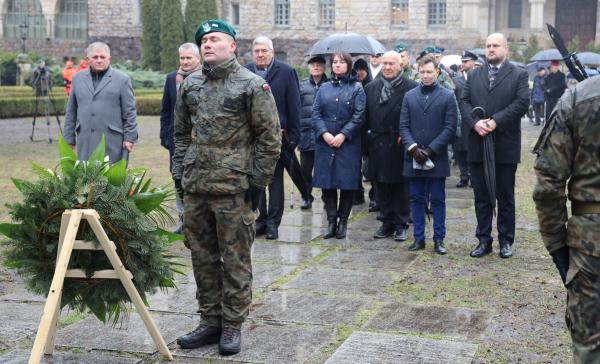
472, 106, 496, 215
306, 32, 387, 57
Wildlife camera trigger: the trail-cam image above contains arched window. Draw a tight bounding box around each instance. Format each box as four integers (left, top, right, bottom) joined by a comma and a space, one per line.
56, 0, 87, 40
3, 0, 47, 39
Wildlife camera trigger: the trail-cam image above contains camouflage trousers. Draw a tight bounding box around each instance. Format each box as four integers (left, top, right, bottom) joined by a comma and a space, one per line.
183, 192, 255, 329
566, 249, 600, 363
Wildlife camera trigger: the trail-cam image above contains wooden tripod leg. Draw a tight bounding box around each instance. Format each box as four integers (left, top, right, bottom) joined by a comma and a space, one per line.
43, 211, 71, 355
84, 211, 173, 360
29, 211, 82, 364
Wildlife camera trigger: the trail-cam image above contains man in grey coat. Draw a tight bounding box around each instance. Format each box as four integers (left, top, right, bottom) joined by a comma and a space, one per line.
64, 42, 138, 163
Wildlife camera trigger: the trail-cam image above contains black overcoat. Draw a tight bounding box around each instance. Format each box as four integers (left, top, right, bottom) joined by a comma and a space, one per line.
364, 76, 418, 183
461, 60, 530, 164
452, 74, 469, 151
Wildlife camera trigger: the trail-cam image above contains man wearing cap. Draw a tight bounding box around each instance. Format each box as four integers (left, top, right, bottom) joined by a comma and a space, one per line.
298, 55, 329, 209
173, 19, 281, 355
369, 54, 382, 78
452, 50, 478, 188
543, 60, 566, 122
394, 43, 419, 81
245, 35, 302, 240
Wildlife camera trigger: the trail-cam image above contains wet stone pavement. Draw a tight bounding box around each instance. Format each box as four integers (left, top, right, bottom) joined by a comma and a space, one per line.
0, 174, 488, 364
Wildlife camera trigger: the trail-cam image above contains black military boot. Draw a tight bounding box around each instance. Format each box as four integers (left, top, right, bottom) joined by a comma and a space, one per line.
323, 193, 338, 239
470, 241, 492, 258
336, 194, 353, 239
374, 223, 394, 239
219, 325, 242, 356
177, 324, 221, 349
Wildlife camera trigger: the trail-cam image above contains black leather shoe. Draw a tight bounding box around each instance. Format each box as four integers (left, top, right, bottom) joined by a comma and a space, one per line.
499, 242, 513, 259
456, 179, 469, 188
265, 226, 278, 240
368, 202, 380, 212
434, 240, 447, 255
394, 228, 408, 241
300, 198, 312, 210
408, 240, 425, 251
376, 212, 384, 221
219, 326, 241, 356
255, 223, 266, 236
323, 221, 337, 239
470, 241, 492, 258
177, 324, 221, 349
374, 224, 394, 239
336, 219, 348, 239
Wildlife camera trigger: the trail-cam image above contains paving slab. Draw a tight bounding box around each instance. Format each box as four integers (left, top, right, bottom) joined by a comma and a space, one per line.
321, 248, 417, 271
320, 229, 405, 251
172, 321, 335, 364
280, 211, 327, 228
55, 312, 197, 354
324, 331, 478, 364
250, 291, 372, 325
255, 226, 322, 243
446, 198, 473, 209
0, 288, 46, 303
252, 263, 296, 289
147, 282, 198, 314
252, 242, 326, 265
0, 350, 143, 364
346, 214, 380, 231
0, 301, 45, 345
282, 267, 394, 296
365, 302, 492, 340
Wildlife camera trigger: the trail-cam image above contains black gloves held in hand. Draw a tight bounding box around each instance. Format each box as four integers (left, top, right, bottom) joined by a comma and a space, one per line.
550, 246, 569, 286
244, 184, 264, 211
409, 146, 429, 165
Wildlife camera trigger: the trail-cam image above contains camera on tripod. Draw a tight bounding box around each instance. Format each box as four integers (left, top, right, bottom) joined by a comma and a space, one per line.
31, 62, 53, 97
29, 60, 62, 143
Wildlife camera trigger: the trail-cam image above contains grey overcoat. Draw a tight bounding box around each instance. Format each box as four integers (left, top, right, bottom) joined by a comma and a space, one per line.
63, 67, 138, 163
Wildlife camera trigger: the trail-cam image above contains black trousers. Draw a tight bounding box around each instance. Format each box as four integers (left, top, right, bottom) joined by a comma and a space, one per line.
545, 97, 559, 122
376, 181, 410, 229
299, 150, 314, 200
281, 146, 311, 201
469, 162, 517, 246
532, 102, 544, 124
257, 158, 285, 229
454, 150, 470, 182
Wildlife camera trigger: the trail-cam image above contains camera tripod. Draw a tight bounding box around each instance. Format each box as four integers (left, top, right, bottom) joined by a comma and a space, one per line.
30, 71, 62, 144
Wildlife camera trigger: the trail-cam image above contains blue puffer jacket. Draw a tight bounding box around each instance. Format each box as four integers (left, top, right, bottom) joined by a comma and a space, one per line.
299, 75, 328, 152
531, 75, 545, 104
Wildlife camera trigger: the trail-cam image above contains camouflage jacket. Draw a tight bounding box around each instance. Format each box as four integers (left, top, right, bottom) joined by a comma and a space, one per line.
172, 56, 281, 195
533, 76, 600, 256
402, 67, 419, 82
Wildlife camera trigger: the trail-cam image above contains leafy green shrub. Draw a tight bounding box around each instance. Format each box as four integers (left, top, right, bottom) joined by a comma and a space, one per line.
294, 65, 310, 80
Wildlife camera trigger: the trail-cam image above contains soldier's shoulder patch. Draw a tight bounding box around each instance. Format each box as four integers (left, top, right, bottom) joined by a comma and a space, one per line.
261, 83, 270, 91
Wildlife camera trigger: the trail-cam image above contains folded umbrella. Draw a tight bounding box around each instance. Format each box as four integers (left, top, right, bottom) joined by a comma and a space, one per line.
472, 106, 496, 215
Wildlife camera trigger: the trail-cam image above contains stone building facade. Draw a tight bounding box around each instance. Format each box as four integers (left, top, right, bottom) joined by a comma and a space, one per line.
0, 0, 598, 65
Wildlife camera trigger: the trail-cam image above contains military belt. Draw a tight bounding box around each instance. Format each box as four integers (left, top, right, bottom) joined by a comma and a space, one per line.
571, 201, 600, 215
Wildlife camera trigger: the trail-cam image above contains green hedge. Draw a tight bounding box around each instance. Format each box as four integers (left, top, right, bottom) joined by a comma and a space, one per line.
0, 94, 163, 118
0, 86, 162, 98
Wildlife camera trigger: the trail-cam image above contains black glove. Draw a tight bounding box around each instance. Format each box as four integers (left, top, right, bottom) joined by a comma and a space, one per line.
423, 147, 435, 158
409, 147, 429, 165
550, 246, 569, 286
174, 178, 184, 202
244, 184, 264, 211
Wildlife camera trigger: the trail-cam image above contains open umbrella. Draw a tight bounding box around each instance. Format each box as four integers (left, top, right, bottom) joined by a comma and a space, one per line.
306, 32, 387, 56
530, 49, 562, 61
440, 54, 462, 68
472, 106, 496, 215
577, 52, 600, 65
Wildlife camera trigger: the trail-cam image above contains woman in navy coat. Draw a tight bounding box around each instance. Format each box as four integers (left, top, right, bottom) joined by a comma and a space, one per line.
399, 55, 457, 254
312, 53, 366, 239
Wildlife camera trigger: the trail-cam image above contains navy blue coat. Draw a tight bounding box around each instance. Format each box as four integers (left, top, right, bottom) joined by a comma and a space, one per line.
312, 76, 366, 190
299, 75, 328, 152
399, 83, 457, 178
245, 59, 301, 146
160, 71, 177, 161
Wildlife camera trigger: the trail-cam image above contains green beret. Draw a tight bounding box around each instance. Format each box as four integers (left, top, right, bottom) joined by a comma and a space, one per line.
195, 19, 236, 45
421, 46, 436, 55
394, 42, 408, 53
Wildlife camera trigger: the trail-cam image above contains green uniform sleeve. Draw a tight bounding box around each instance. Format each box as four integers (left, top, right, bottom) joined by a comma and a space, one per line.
248, 81, 281, 188
172, 87, 193, 180
532, 91, 574, 254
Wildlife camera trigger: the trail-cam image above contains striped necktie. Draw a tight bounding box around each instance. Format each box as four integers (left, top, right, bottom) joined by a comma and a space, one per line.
489, 65, 499, 87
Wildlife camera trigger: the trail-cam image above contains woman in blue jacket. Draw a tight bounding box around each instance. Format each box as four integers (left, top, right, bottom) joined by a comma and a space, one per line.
312, 53, 366, 239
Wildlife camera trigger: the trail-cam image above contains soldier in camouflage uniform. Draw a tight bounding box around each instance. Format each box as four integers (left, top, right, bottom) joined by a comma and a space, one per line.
173, 19, 281, 355
394, 43, 419, 82
533, 75, 600, 363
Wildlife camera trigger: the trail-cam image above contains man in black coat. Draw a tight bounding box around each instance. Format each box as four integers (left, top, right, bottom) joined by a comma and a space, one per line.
365, 51, 418, 241
452, 50, 478, 188
461, 33, 530, 259
245, 35, 302, 240
159, 42, 201, 233
543, 60, 567, 121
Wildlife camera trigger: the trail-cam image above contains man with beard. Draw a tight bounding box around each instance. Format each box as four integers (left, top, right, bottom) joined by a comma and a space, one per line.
364, 51, 417, 241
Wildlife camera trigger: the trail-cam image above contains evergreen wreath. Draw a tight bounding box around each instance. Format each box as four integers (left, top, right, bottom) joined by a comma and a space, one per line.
0, 135, 184, 324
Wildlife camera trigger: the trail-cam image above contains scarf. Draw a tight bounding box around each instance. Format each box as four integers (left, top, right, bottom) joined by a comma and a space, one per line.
380, 73, 404, 104
176, 64, 201, 93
